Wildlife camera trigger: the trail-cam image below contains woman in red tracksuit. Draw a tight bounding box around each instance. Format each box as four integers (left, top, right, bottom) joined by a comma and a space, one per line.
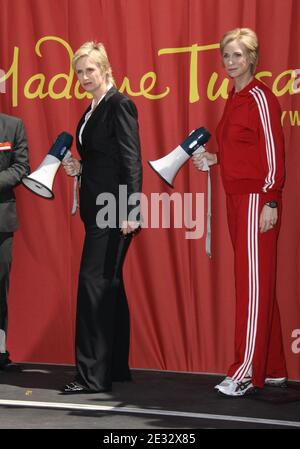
193, 28, 288, 397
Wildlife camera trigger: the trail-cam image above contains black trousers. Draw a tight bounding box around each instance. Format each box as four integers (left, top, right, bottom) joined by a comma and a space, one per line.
0, 232, 13, 344
75, 225, 132, 391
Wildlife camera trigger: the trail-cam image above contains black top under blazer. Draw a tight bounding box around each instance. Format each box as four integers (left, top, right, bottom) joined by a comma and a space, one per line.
76, 86, 142, 226
0, 113, 30, 232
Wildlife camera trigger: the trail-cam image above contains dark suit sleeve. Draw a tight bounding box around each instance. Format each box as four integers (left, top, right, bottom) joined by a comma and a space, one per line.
114, 98, 142, 197
0, 119, 30, 192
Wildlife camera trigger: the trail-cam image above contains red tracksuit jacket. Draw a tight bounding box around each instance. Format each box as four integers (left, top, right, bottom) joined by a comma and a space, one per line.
216, 78, 285, 202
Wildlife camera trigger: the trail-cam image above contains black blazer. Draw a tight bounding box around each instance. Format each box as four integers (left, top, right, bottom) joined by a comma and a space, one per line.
0, 114, 30, 232
76, 87, 142, 226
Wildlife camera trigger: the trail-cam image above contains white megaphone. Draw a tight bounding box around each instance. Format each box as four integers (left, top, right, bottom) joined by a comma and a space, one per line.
22, 132, 73, 199
148, 127, 211, 187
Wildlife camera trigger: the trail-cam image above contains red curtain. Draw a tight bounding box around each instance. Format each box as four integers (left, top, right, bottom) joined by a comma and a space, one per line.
0, 0, 299, 379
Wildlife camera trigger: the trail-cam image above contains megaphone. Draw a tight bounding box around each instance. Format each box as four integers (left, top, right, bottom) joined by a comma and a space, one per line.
22, 132, 73, 199
148, 127, 211, 187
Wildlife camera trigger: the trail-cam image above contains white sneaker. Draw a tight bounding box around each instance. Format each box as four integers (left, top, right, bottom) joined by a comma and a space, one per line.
218, 378, 256, 397
265, 377, 287, 387
214, 377, 233, 391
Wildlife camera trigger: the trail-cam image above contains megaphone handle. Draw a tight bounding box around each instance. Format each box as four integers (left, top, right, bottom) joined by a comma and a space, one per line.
192, 145, 211, 257
193, 146, 209, 171
63, 150, 72, 162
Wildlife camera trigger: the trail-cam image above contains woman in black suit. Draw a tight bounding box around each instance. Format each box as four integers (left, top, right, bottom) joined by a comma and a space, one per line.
62, 42, 142, 394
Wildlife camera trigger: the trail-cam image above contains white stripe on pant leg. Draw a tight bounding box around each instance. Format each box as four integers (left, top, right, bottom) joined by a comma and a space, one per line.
239, 194, 258, 379
247, 194, 257, 375
232, 194, 254, 381
240, 194, 259, 380
233, 194, 259, 381
239, 194, 257, 380
238, 194, 259, 380
252, 195, 260, 373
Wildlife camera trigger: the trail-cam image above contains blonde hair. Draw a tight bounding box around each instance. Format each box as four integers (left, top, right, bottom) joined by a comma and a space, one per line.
220, 28, 259, 74
72, 41, 114, 83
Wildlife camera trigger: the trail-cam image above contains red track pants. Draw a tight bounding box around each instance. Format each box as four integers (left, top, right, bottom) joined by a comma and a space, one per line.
226, 193, 287, 388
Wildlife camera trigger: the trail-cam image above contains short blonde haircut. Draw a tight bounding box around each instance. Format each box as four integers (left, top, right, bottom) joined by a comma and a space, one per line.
220, 28, 259, 74
72, 41, 114, 84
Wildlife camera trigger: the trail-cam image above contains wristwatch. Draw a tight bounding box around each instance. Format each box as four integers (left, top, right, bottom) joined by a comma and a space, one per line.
265, 201, 278, 208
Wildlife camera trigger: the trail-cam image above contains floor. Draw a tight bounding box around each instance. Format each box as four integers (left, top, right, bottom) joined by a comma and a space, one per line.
0, 364, 300, 429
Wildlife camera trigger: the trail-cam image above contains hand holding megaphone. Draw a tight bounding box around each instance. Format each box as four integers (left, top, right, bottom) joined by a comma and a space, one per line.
61, 154, 82, 215
188, 129, 209, 171
192, 150, 217, 172
62, 156, 81, 177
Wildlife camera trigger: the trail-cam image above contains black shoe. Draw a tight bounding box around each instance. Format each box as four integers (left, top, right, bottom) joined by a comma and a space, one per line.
61, 381, 111, 395
0, 351, 13, 370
